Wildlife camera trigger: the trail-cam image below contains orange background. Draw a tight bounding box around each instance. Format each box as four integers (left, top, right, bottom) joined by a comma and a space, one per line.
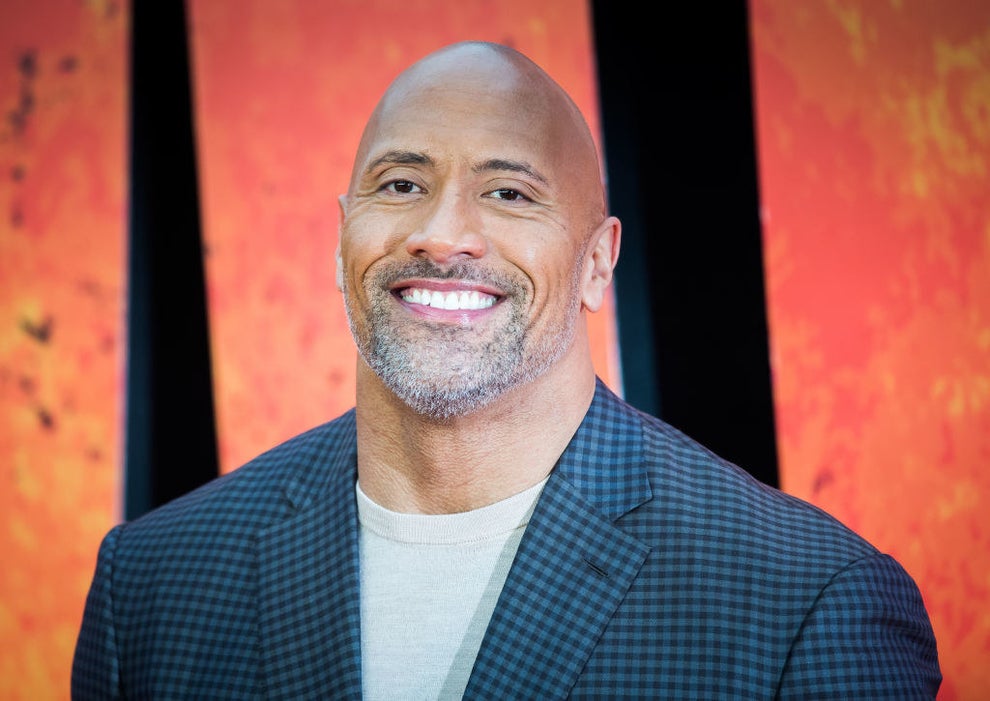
0, 1, 127, 698
750, 3, 990, 697
2, 1, 987, 698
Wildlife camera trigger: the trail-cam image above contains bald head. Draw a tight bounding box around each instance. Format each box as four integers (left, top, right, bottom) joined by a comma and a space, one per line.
336, 40, 621, 420
347, 41, 607, 223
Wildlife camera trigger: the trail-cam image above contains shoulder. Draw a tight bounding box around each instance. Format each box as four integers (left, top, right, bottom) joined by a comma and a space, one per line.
588, 381, 880, 567
116, 409, 358, 548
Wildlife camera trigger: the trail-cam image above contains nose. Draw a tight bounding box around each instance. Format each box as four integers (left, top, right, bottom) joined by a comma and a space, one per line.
405, 189, 487, 263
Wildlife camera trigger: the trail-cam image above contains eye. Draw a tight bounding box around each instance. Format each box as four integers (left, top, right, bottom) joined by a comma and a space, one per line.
382, 179, 422, 195
488, 187, 531, 203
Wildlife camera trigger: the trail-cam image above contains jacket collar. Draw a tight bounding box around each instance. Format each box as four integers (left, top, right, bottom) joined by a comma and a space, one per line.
257, 411, 364, 700
554, 377, 654, 519
465, 378, 653, 698
256, 378, 653, 699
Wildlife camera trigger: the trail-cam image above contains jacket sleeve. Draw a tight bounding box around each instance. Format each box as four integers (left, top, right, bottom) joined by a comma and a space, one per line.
778, 552, 941, 699
71, 524, 125, 701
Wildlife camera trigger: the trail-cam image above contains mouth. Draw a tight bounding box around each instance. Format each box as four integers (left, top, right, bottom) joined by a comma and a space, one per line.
397, 286, 498, 311
388, 273, 506, 317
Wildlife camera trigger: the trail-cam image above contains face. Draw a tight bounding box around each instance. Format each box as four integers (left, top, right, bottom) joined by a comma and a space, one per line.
337, 47, 611, 419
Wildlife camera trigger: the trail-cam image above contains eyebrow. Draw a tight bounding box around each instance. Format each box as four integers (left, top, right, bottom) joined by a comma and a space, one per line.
366, 151, 548, 186
366, 150, 435, 172
474, 158, 548, 185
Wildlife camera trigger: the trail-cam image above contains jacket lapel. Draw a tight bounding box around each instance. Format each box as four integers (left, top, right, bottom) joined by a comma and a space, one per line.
252, 382, 650, 700
464, 380, 653, 699
256, 415, 363, 700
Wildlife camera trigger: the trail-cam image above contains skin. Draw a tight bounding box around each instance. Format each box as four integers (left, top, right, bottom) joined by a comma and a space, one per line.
336, 41, 621, 514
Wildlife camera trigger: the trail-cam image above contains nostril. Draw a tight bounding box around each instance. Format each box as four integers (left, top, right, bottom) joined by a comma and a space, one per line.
406, 229, 487, 262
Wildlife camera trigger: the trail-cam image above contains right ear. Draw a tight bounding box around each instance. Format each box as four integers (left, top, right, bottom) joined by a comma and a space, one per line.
335, 194, 348, 291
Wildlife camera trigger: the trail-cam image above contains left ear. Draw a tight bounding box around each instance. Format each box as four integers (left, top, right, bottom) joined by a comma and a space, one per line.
581, 216, 621, 312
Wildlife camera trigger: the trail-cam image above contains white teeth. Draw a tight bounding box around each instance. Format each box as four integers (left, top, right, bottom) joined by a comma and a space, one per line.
401, 287, 496, 311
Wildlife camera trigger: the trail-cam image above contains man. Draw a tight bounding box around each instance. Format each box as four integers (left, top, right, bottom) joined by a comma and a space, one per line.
72, 41, 941, 699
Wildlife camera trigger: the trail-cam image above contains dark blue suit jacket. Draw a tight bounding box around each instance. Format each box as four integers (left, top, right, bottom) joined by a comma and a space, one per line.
72, 379, 940, 699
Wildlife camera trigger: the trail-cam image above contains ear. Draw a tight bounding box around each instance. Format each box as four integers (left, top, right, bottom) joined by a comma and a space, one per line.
334, 244, 344, 292
335, 194, 348, 291
581, 216, 621, 313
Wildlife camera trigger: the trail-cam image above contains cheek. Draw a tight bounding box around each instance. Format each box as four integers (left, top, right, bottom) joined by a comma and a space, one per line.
491, 222, 575, 279
339, 225, 393, 285
513, 241, 583, 294
340, 207, 418, 269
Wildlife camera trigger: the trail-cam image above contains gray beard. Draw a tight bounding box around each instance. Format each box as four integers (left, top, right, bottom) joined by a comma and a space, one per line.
343, 259, 580, 420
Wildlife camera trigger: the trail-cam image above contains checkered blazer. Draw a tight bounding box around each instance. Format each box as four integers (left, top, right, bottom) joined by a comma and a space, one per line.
72, 379, 940, 699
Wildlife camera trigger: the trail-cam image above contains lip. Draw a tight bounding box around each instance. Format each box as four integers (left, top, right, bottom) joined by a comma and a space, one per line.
388, 277, 504, 297
390, 278, 504, 318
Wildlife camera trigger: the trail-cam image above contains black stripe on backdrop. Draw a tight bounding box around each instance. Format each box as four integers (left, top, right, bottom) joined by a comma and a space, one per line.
592, 1, 779, 486
125, 0, 218, 519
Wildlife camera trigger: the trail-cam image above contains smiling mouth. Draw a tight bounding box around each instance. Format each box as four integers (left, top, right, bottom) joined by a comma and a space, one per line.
398, 287, 498, 311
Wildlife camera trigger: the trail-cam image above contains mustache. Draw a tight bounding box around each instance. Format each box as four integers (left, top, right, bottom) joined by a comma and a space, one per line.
375, 259, 524, 294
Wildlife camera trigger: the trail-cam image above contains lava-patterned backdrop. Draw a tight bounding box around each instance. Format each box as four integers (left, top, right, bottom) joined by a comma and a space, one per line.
750, 2, 990, 698
3, 0, 987, 698
1, 1, 127, 698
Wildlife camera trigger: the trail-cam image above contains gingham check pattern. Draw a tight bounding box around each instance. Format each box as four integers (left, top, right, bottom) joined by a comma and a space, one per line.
72, 379, 940, 699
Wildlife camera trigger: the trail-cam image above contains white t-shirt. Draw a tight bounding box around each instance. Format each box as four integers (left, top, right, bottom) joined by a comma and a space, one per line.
356, 478, 547, 700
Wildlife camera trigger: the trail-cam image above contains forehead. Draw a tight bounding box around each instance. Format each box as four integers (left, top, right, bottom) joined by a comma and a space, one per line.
347, 47, 605, 219
356, 61, 564, 177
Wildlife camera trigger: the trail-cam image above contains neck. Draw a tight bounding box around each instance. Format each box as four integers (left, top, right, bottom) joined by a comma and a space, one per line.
354, 342, 597, 514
